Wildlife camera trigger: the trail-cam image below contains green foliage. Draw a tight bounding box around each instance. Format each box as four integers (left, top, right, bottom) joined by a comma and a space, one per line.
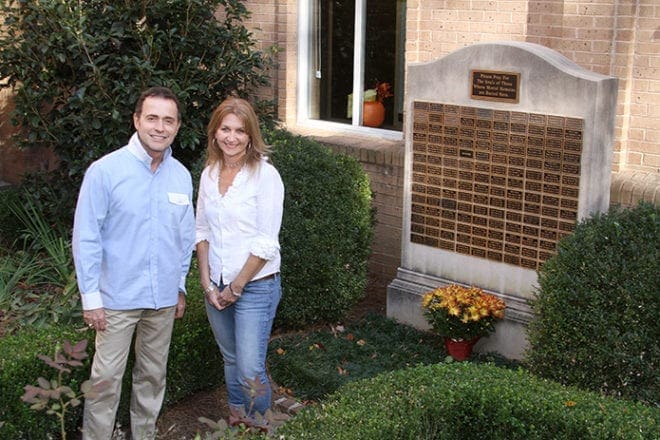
268, 130, 374, 329
0, 192, 80, 334
278, 362, 660, 439
269, 313, 445, 401
0, 0, 276, 230
0, 272, 221, 439
0, 325, 91, 439
526, 202, 659, 405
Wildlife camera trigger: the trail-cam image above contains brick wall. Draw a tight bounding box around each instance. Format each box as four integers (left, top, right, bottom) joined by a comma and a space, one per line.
240, 0, 298, 125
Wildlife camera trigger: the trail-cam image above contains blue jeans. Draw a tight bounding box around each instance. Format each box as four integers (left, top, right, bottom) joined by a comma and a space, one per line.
205, 274, 281, 417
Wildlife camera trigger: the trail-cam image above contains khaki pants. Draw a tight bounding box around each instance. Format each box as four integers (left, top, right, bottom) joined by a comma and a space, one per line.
81, 307, 176, 440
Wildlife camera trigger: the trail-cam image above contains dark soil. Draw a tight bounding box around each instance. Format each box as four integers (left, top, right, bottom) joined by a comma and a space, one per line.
155, 274, 389, 439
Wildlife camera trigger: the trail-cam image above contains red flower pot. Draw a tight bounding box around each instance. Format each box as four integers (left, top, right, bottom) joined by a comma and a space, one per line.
444, 337, 480, 361
362, 100, 385, 127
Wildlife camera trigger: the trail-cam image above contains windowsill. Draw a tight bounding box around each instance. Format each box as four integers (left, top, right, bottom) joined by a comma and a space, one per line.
286, 122, 404, 153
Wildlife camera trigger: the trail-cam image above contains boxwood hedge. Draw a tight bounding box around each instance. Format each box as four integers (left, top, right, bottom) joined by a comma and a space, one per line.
526, 202, 659, 405
268, 129, 374, 329
278, 362, 659, 439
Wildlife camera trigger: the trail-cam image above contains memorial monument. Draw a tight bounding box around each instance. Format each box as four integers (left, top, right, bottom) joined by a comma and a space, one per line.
387, 42, 618, 359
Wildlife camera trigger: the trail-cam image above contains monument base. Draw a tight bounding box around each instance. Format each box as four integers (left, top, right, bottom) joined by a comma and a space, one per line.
387, 267, 533, 360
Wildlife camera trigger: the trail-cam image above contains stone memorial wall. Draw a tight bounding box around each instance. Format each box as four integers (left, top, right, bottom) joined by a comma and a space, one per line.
387, 42, 618, 359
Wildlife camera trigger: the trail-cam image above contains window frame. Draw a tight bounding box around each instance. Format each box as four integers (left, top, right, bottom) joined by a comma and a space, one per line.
296, 0, 403, 141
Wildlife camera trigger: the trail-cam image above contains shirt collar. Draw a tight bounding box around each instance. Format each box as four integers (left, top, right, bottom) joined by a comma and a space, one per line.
126, 132, 172, 170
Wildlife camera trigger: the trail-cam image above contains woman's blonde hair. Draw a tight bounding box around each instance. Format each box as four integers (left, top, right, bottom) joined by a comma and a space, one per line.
205, 97, 270, 171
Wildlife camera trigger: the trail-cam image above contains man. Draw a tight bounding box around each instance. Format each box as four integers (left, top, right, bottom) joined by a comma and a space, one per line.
72, 86, 195, 439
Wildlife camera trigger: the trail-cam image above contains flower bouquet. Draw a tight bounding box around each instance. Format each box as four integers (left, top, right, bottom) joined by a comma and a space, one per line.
364, 81, 393, 103
421, 284, 506, 341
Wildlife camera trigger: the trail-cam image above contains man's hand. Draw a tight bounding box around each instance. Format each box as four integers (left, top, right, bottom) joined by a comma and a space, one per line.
175, 292, 186, 318
83, 308, 107, 331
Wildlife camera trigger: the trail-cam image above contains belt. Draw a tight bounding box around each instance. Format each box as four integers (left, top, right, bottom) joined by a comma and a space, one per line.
253, 272, 279, 282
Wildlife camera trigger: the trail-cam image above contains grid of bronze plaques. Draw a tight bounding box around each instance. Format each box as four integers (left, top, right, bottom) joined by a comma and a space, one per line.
410, 102, 583, 270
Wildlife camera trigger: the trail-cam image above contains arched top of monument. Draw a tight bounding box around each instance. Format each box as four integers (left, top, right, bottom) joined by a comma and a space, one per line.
412, 41, 614, 82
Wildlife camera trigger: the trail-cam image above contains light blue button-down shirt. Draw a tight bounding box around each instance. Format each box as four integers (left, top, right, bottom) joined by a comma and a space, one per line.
72, 133, 195, 311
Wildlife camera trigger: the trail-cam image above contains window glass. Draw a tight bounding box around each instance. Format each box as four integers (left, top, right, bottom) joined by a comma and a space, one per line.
307, 0, 404, 131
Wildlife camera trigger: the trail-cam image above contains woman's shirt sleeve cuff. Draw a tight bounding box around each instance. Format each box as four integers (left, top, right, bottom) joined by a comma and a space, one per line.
250, 237, 280, 260
195, 232, 210, 246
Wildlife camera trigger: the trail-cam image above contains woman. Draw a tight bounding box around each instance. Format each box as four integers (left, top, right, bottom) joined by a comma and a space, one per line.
195, 97, 284, 428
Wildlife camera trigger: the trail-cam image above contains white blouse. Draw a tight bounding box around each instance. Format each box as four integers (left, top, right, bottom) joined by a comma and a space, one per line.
195, 158, 284, 285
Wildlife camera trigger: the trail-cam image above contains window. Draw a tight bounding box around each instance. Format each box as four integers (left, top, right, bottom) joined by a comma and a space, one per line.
298, 0, 405, 136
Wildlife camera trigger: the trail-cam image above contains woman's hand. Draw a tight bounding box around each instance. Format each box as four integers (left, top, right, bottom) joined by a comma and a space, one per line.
206, 284, 238, 310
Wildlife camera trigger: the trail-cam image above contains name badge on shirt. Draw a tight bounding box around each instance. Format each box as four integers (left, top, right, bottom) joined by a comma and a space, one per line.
168, 192, 190, 206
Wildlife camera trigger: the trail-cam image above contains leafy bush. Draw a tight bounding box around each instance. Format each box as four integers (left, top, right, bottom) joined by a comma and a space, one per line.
0, 0, 276, 230
278, 362, 659, 439
0, 193, 79, 335
0, 271, 221, 439
0, 325, 90, 438
268, 130, 374, 329
526, 202, 659, 405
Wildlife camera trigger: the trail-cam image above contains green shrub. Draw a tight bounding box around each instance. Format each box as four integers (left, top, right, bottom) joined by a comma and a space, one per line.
0, 325, 90, 439
278, 363, 659, 439
268, 130, 374, 329
0, 0, 276, 231
525, 202, 659, 405
0, 271, 221, 439
0, 193, 80, 335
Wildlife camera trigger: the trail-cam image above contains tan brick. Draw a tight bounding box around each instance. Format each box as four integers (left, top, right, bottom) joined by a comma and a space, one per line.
641, 153, 660, 168
627, 152, 643, 166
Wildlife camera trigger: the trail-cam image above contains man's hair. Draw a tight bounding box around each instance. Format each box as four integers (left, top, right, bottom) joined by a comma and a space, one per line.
134, 86, 182, 121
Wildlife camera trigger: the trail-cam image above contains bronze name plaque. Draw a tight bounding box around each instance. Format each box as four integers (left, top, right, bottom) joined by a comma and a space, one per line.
471, 70, 520, 103
410, 101, 583, 271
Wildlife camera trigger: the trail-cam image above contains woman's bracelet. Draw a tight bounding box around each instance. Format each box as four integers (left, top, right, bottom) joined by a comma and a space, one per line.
228, 283, 242, 298
204, 283, 216, 295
